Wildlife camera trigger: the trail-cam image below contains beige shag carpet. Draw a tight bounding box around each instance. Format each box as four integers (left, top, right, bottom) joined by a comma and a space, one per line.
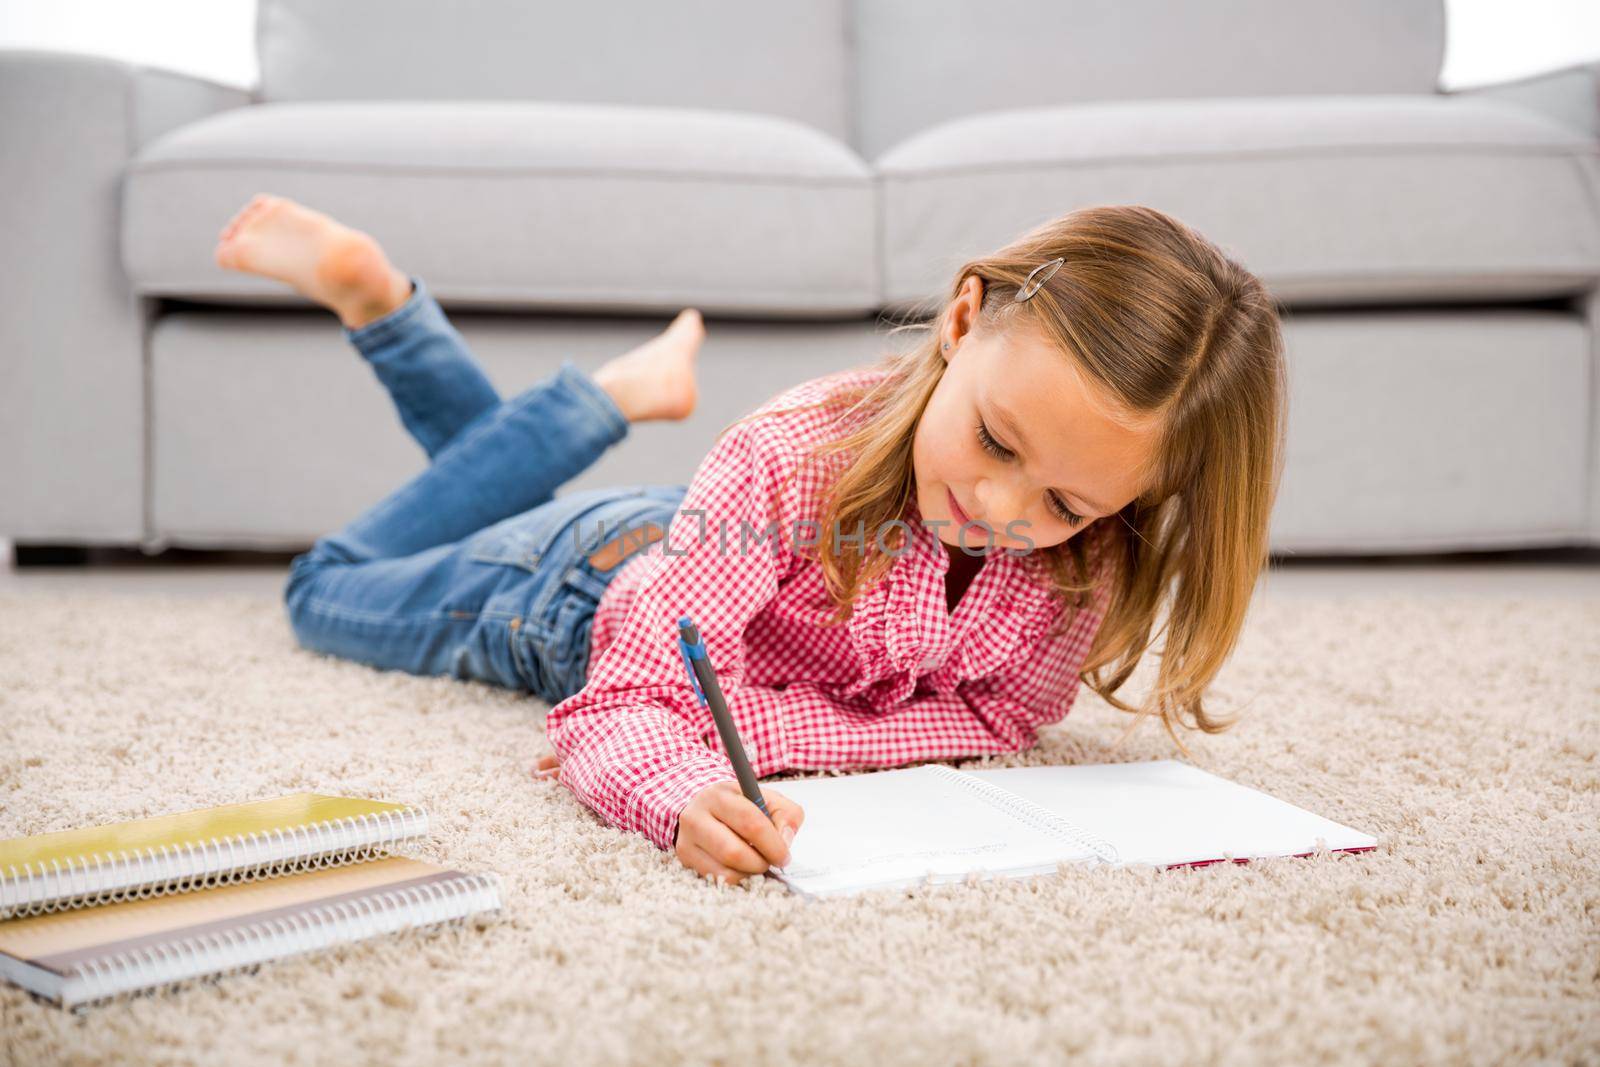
0, 586, 1596, 1067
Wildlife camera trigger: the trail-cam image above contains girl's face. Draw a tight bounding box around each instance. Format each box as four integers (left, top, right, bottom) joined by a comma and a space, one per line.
912, 277, 1160, 555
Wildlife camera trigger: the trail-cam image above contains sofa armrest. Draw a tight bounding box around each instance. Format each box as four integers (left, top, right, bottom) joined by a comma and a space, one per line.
1466, 66, 1600, 540
0, 51, 251, 545
1440, 60, 1600, 141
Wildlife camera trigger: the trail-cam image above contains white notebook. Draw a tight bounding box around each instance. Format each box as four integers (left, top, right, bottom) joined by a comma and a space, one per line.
766, 759, 1379, 899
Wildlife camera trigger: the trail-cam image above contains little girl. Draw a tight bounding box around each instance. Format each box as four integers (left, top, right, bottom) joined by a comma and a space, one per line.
218, 194, 1286, 887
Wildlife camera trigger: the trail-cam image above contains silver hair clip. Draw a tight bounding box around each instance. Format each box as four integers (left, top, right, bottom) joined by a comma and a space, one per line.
1014, 256, 1065, 302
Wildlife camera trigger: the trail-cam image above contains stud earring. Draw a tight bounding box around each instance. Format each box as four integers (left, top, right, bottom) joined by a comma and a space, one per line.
942, 343, 950, 351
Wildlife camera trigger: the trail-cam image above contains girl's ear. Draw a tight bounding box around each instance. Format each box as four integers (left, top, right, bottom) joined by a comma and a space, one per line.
941, 275, 986, 362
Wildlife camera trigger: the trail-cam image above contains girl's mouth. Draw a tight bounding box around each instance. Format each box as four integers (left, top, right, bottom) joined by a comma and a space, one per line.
947, 487, 973, 527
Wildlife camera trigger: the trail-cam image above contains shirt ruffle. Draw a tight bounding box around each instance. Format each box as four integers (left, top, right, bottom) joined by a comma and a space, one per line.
838, 497, 1074, 707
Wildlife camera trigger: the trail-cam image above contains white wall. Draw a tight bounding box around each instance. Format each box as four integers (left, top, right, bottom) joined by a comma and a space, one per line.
0, 0, 1597, 92
0, 0, 258, 87
1442, 0, 1600, 88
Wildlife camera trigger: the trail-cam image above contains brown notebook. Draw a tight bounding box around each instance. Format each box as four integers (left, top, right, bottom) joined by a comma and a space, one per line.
0, 855, 501, 1008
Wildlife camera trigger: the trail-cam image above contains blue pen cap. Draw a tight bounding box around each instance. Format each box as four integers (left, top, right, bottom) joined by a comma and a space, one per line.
677, 615, 704, 654
676, 614, 707, 704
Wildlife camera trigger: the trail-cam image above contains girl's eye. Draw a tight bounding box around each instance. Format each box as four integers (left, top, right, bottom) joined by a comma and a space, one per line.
975, 419, 1014, 460
975, 420, 1085, 528
1046, 493, 1085, 528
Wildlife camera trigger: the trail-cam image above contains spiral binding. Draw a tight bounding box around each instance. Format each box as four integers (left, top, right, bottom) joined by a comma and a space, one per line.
928, 766, 1121, 866
0, 805, 430, 919
60, 871, 501, 1009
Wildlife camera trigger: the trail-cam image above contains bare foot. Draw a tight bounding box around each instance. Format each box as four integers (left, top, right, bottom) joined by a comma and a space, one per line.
592, 309, 704, 422
213, 194, 413, 329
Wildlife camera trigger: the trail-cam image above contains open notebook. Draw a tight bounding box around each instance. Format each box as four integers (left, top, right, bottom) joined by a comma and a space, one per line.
0, 794, 429, 918
766, 759, 1379, 899
0, 856, 501, 1008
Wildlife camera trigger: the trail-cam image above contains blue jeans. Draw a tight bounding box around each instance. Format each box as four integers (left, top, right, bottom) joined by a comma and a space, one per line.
283, 276, 688, 706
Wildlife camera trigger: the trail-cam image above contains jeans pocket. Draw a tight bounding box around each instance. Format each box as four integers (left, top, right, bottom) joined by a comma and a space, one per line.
493, 485, 685, 702
465, 485, 661, 572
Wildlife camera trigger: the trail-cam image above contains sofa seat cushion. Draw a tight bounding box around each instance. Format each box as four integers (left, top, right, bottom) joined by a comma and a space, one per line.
877, 94, 1600, 309
123, 101, 877, 316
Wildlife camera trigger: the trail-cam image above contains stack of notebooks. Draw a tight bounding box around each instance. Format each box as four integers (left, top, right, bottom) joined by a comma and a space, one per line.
767, 759, 1380, 899
0, 794, 501, 1009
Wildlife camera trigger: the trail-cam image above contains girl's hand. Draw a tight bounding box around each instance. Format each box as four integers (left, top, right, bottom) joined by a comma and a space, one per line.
674, 781, 805, 886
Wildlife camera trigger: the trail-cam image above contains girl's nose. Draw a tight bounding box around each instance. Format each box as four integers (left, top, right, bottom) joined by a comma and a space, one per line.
974, 479, 1027, 532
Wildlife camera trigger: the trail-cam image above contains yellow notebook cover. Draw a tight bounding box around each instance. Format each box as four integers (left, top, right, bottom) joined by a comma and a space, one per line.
0, 794, 430, 918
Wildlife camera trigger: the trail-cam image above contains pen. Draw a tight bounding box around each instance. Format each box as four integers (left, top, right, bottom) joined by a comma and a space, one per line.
675, 613, 774, 821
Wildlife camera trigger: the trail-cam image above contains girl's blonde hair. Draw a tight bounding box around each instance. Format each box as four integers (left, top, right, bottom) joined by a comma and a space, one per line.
719, 204, 1288, 757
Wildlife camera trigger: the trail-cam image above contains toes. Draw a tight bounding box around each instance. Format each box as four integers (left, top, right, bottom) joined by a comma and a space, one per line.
240, 194, 278, 227
214, 229, 264, 271
214, 235, 252, 271
219, 207, 251, 241
247, 195, 287, 228
219, 194, 275, 240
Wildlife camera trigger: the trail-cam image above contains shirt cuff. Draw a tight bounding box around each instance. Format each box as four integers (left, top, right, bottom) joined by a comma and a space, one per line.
625, 753, 742, 853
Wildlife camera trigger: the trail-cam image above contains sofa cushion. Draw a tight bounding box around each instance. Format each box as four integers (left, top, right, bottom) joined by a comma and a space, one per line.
123, 101, 877, 316
256, 0, 853, 149
854, 0, 1446, 159
877, 94, 1600, 309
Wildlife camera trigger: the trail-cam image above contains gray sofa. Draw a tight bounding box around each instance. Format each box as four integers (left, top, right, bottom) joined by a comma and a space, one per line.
3, 0, 1598, 556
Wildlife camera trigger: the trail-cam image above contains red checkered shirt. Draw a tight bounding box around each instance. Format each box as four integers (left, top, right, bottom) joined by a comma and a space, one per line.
544, 365, 1118, 853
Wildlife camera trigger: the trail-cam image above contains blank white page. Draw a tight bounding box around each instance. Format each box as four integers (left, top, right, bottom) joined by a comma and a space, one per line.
962, 760, 1379, 868
769, 765, 1080, 898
